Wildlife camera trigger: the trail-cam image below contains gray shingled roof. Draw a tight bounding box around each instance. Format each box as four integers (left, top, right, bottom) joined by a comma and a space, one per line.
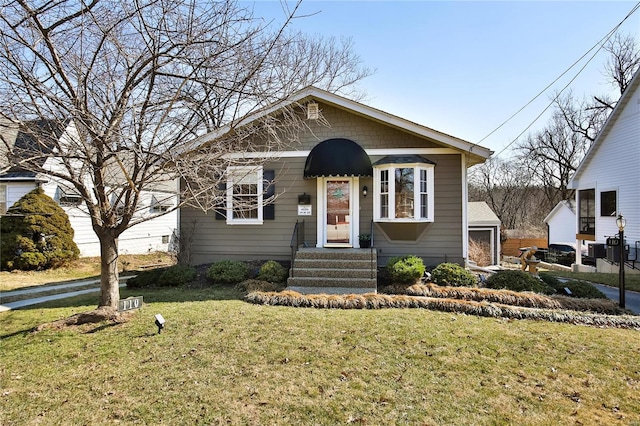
468, 201, 500, 226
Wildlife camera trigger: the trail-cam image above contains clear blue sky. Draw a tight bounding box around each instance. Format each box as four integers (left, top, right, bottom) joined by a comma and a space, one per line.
250, 1, 640, 157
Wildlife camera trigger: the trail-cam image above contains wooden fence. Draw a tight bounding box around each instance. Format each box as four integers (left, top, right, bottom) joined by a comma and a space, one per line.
501, 238, 547, 257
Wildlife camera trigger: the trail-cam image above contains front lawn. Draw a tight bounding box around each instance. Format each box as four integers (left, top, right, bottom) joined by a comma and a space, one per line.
1, 286, 639, 425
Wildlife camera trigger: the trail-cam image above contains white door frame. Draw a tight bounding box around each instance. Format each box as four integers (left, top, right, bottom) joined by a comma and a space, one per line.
316, 177, 360, 248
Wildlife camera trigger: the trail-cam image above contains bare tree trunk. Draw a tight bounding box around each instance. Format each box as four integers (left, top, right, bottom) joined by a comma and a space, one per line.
98, 233, 120, 309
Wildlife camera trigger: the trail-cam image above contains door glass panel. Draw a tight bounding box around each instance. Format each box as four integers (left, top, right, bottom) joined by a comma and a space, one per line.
326, 180, 350, 244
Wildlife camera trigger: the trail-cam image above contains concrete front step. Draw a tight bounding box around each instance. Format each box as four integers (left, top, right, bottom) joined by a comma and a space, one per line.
287, 276, 377, 289
292, 267, 374, 279
288, 248, 378, 294
294, 248, 376, 261
286, 286, 377, 295
293, 258, 374, 270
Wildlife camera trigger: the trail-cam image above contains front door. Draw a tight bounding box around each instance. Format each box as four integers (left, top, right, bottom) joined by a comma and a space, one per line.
325, 179, 352, 247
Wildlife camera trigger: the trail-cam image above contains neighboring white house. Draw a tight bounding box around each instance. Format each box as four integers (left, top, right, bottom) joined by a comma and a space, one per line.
544, 200, 578, 244
468, 201, 501, 266
0, 119, 178, 257
567, 67, 640, 269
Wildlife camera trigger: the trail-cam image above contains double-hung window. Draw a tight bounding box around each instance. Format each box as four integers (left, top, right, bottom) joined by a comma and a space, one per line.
226, 166, 263, 224
373, 156, 435, 222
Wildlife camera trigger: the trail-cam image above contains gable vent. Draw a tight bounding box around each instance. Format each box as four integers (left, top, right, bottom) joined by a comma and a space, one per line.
307, 102, 319, 120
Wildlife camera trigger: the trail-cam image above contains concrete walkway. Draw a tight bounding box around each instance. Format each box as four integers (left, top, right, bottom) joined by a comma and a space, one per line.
0, 278, 130, 313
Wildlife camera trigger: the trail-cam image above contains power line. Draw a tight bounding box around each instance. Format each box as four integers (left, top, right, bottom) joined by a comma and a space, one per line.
482, 1, 640, 159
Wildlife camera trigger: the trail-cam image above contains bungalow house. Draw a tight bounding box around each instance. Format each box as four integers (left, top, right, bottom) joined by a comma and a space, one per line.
0, 119, 178, 257
567, 67, 640, 270
181, 87, 493, 293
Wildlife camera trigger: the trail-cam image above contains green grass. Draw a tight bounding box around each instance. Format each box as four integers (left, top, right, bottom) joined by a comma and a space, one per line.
1, 286, 639, 425
546, 270, 640, 292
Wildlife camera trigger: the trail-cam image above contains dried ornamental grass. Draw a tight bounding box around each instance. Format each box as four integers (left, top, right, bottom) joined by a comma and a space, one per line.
407, 283, 562, 308
406, 283, 626, 315
244, 290, 640, 329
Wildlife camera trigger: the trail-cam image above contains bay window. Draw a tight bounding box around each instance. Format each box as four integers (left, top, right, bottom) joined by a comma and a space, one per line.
373, 156, 435, 222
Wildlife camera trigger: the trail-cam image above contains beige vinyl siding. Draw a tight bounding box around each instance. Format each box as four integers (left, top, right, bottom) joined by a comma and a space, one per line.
295, 103, 442, 151
185, 159, 318, 265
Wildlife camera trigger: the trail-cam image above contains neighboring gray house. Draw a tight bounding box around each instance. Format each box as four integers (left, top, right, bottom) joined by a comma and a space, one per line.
468, 201, 501, 265
0, 119, 178, 257
567, 67, 640, 270
181, 87, 493, 293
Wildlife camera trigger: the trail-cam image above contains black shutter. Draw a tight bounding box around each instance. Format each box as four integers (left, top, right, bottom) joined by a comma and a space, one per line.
263, 170, 275, 220
215, 182, 226, 220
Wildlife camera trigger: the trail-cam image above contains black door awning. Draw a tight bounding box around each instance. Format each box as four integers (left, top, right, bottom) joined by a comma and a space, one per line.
304, 138, 372, 178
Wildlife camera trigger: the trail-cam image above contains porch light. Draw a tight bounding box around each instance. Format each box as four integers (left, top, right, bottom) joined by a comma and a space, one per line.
616, 214, 626, 232
362, 186, 368, 197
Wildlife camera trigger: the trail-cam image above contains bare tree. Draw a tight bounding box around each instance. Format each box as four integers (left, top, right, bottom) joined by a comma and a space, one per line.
555, 34, 639, 144
603, 33, 640, 99
469, 157, 540, 230
0, 0, 370, 313
515, 33, 639, 218
515, 111, 588, 208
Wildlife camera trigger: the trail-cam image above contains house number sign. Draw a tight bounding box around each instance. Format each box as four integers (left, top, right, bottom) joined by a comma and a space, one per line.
298, 205, 312, 216
118, 296, 143, 312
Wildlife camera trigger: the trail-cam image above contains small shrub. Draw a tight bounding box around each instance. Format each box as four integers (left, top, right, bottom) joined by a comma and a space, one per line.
207, 260, 249, 284
127, 264, 196, 288
387, 255, 426, 285
539, 272, 606, 299
538, 272, 562, 289
485, 270, 554, 295
236, 279, 285, 294
257, 260, 288, 283
158, 264, 196, 286
431, 262, 477, 287
126, 268, 165, 288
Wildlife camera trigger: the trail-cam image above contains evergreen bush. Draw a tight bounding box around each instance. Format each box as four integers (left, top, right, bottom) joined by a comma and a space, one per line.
126, 264, 196, 288
126, 268, 165, 288
207, 260, 249, 284
257, 260, 288, 283
236, 279, 286, 294
158, 264, 196, 286
387, 255, 426, 285
539, 272, 606, 299
0, 188, 80, 270
485, 270, 555, 295
431, 262, 477, 287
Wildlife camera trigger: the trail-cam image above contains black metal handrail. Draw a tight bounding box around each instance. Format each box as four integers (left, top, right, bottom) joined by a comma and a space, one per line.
290, 220, 304, 278
370, 219, 375, 279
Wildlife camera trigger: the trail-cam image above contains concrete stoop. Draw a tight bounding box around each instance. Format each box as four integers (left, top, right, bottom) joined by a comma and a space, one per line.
287, 248, 377, 294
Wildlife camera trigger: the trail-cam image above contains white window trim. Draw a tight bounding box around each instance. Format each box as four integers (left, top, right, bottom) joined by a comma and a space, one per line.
373, 162, 434, 223
226, 165, 263, 225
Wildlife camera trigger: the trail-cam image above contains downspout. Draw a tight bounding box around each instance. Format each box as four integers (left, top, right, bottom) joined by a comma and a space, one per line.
461, 154, 469, 267
574, 193, 583, 268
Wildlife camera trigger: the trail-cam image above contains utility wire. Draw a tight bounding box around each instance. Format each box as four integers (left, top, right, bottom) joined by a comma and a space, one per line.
481, 1, 640, 159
